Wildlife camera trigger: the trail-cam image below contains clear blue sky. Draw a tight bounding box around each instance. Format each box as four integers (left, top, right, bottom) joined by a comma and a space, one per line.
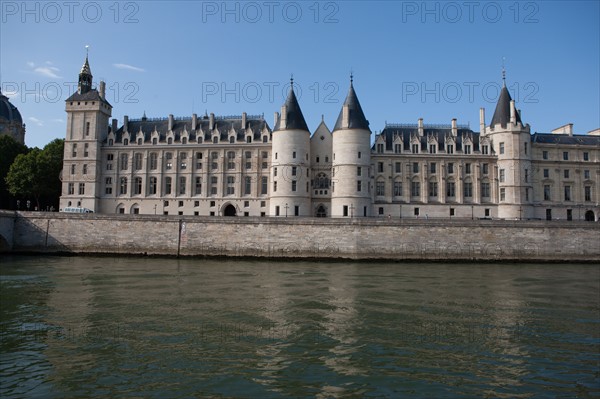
2, 1, 599, 148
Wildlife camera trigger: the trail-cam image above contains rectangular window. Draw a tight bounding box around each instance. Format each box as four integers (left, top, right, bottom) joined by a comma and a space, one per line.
226, 176, 235, 195
395, 162, 401, 173
71, 164, 76, 175
499, 169, 505, 183
544, 185, 551, 201
179, 177, 186, 195
429, 144, 436, 154
376, 181, 385, 196
430, 162, 436, 174
294, 206, 299, 217
195, 177, 202, 195
543, 150, 548, 160
166, 152, 173, 170
411, 182, 420, 197
412, 143, 419, 154
120, 178, 128, 195
377, 143, 384, 153
180, 152, 188, 170
343, 206, 348, 217
135, 153, 143, 170
414, 207, 420, 216
357, 167, 362, 176
563, 151, 569, 160
395, 144, 402, 154
210, 179, 218, 195
412, 162, 419, 173
357, 180, 362, 192
499, 142, 505, 154
245, 176, 251, 195
68, 182, 74, 195
394, 181, 402, 197
446, 182, 455, 197
227, 151, 235, 170
261, 177, 268, 195
500, 188, 505, 201
584, 170, 590, 179
378, 162, 384, 173
85, 121, 90, 136
564, 170, 570, 179
291, 166, 297, 176
72, 144, 77, 157
465, 163, 471, 174
482, 163, 489, 175
464, 182, 473, 198
429, 182, 438, 198
165, 177, 172, 195
273, 181, 277, 192
150, 153, 158, 170
543, 169, 549, 178
447, 144, 454, 154
120, 153, 128, 170
84, 143, 89, 157
464, 145, 471, 154
583, 152, 589, 161
149, 177, 157, 195
524, 142, 528, 155
447, 163, 454, 174
585, 186, 592, 201
482, 145, 489, 155
564, 186, 571, 201
525, 169, 528, 183
481, 182, 490, 198
291, 180, 297, 192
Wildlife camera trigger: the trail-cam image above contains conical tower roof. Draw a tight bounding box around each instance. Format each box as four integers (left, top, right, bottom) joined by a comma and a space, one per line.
273, 82, 309, 132
490, 76, 522, 128
333, 78, 370, 132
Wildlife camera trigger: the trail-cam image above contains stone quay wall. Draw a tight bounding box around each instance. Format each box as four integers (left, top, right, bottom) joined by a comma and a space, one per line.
0, 211, 598, 262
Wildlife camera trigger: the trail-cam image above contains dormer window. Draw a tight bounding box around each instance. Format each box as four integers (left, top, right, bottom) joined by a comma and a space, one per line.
168, 137, 173, 145
123, 139, 129, 146
229, 136, 235, 144
182, 137, 187, 144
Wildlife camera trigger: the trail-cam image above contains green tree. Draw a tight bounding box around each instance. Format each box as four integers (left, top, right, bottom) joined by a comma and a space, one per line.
0, 135, 28, 209
5, 139, 64, 210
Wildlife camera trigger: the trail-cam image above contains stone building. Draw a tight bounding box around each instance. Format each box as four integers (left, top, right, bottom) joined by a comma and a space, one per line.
0, 89, 26, 145
59, 56, 600, 221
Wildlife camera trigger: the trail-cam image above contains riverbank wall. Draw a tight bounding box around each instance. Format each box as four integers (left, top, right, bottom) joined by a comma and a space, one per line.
0, 210, 598, 261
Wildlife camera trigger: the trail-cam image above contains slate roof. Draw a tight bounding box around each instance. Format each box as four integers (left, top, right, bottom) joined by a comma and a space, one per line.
375, 124, 480, 153
532, 133, 600, 146
490, 83, 522, 128
333, 82, 370, 132
273, 87, 309, 132
111, 114, 271, 144
65, 89, 111, 105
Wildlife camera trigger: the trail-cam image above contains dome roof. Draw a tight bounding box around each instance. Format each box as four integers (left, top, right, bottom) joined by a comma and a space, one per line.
0, 90, 23, 124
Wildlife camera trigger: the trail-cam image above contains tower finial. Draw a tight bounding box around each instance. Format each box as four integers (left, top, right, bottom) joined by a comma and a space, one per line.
290, 73, 294, 89
350, 68, 354, 84
501, 57, 506, 87
85, 44, 90, 58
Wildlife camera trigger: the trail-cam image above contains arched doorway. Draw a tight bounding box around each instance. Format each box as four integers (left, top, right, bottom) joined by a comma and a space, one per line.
223, 204, 237, 217
585, 210, 595, 221
316, 205, 327, 218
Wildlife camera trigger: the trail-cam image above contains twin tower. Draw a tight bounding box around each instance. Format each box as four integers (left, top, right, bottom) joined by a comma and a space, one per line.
270, 77, 371, 218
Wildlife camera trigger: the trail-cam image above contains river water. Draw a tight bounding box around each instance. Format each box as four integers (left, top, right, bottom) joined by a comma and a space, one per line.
0, 256, 598, 398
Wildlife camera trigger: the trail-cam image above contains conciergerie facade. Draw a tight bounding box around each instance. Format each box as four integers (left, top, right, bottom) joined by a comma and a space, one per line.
59, 56, 600, 221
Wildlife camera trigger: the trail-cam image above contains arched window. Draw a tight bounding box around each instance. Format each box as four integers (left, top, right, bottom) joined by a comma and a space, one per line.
182, 137, 187, 144
313, 173, 330, 189
167, 137, 173, 144
123, 138, 129, 145
229, 136, 235, 144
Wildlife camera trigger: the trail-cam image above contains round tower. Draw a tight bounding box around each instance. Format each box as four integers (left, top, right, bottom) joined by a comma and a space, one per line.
331, 76, 372, 217
269, 79, 311, 217
484, 71, 532, 220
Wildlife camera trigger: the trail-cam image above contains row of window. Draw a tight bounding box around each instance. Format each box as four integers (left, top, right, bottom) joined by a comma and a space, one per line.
543, 169, 593, 180
106, 151, 270, 171
542, 150, 591, 161
103, 176, 270, 197
110, 135, 270, 146
374, 181, 489, 198
543, 185, 594, 202
375, 162, 489, 175
375, 143, 480, 155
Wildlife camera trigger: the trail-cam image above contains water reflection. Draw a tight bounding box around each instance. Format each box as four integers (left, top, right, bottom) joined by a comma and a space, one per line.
0, 256, 598, 398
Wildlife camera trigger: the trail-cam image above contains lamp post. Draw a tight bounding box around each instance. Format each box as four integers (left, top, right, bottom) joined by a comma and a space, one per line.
285, 203, 288, 218
519, 206, 522, 221
471, 205, 474, 220
350, 203, 354, 218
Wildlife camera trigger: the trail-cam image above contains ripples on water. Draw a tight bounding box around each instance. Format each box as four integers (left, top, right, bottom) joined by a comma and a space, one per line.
0, 256, 598, 398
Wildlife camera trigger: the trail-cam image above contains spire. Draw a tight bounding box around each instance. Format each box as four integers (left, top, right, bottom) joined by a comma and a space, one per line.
273, 78, 309, 132
78, 45, 93, 94
333, 76, 370, 132
490, 72, 522, 128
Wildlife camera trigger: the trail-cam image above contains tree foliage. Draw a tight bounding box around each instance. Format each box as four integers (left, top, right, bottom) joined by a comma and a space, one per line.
0, 135, 28, 208
5, 138, 64, 210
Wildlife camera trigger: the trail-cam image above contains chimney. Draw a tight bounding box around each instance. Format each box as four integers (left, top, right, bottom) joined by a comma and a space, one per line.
510, 100, 516, 124
451, 118, 457, 136
209, 113, 215, 130
111, 118, 118, 133
99, 81, 106, 99
168, 114, 174, 131
518, 109, 522, 122
192, 113, 197, 131
280, 105, 288, 129
418, 118, 424, 136
242, 112, 247, 130
341, 104, 349, 129
479, 108, 485, 134
551, 123, 574, 136
274, 112, 279, 127
123, 115, 129, 132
